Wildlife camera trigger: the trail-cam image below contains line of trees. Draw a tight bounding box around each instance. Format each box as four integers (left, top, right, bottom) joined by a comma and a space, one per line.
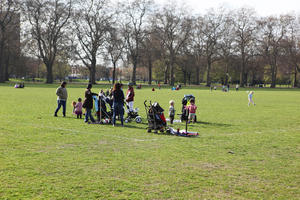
1, 0, 300, 87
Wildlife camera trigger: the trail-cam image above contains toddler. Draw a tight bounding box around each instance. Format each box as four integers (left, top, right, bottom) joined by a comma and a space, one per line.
169, 100, 175, 124
248, 91, 256, 106
187, 99, 197, 123
74, 98, 83, 118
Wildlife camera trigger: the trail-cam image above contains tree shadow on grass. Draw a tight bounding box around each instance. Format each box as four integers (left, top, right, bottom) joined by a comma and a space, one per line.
194, 121, 233, 127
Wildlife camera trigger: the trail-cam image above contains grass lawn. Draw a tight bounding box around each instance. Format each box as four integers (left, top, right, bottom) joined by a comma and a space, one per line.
0, 83, 299, 199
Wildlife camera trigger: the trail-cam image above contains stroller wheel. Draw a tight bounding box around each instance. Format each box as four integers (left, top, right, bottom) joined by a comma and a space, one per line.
135, 116, 142, 123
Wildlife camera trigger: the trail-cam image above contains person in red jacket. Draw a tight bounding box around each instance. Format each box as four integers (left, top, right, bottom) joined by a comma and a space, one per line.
126, 83, 135, 112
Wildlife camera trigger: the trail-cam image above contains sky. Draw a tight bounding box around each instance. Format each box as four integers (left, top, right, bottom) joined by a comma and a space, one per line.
154, 0, 300, 16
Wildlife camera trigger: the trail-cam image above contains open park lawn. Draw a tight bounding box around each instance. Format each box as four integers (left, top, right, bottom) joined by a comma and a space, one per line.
0, 84, 299, 199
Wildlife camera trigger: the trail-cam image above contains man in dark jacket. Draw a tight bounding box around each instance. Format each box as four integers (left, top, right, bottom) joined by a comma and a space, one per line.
83, 84, 97, 123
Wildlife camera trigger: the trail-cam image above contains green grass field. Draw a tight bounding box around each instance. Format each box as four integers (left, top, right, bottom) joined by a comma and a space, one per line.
0, 83, 299, 199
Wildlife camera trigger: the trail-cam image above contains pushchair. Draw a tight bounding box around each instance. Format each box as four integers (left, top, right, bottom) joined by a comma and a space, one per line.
144, 100, 167, 133
124, 103, 142, 123
93, 95, 113, 123
180, 94, 196, 122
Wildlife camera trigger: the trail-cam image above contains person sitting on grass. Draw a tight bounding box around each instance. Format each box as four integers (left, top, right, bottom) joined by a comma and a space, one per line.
186, 99, 197, 123
74, 98, 83, 119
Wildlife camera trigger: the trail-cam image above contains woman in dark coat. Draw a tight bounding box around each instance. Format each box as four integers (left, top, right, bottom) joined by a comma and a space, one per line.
83, 84, 97, 123
112, 83, 125, 126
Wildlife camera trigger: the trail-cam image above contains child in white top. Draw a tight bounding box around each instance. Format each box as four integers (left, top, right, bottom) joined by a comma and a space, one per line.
248, 91, 256, 106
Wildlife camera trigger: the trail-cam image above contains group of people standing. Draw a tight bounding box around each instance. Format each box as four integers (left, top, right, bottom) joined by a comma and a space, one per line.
54, 82, 135, 127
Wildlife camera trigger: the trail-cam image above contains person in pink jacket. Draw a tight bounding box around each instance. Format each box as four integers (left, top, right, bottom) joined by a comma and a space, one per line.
74, 98, 83, 119
186, 99, 197, 123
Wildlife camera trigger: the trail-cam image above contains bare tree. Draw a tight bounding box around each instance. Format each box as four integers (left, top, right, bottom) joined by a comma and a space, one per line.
196, 9, 224, 86
282, 14, 300, 87
73, 0, 112, 84
0, 0, 20, 82
233, 8, 257, 87
153, 4, 192, 86
219, 12, 235, 85
191, 16, 205, 85
23, 0, 72, 83
121, 0, 152, 85
258, 15, 288, 88
106, 26, 124, 84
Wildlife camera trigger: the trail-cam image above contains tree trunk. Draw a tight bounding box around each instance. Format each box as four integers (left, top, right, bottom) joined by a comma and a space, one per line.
170, 59, 175, 86
0, 43, 4, 83
148, 58, 152, 85
183, 70, 187, 85
206, 59, 211, 87
293, 65, 298, 88
46, 63, 53, 84
196, 65, 200, 85
240, 55, 245, 87
4, 54, 9, 81
89, 66, 96, 84
170, 66, 174, 86
89, 57, 96, 84
164, 65, 169, 84
112, 62, 116, 84
270, 64, 277, 88
131, 60, 137, 85
224, 62, 229, 85
188, 73, 191, 85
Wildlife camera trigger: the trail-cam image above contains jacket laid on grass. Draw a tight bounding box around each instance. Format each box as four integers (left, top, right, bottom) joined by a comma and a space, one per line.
56, 87, 68, 101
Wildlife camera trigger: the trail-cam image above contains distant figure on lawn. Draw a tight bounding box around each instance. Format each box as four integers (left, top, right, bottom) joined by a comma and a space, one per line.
112, 83, 125, 127
236, 84, 239, 91
83, 84, 98, 123
248, 91, 256, 106
54, 81, 68, 117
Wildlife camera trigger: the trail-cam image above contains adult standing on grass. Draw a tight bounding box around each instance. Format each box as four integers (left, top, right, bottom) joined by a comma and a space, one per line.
83, 84, 97, 123
54, 81, 68, 117
112, 83, 125, 127
126, 82, 135, 112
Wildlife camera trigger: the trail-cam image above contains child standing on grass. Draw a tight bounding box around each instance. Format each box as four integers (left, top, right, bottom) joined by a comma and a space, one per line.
169, 100, 175, 124
74, 98, 83, 118
187, 99, 197, 123
248, 91, 256, 106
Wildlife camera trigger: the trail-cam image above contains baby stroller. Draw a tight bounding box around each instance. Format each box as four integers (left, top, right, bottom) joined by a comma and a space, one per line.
93, 95, 113, 123
180, 94, 196, 122
124, 104, 142, 123
144, 100, 167, 133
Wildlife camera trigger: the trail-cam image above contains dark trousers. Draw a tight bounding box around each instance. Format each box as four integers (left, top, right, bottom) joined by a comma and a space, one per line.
85, 108, 95, 122
170, 115, 174, 124
112, 102, 124, 125
55, 100, 66, 116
